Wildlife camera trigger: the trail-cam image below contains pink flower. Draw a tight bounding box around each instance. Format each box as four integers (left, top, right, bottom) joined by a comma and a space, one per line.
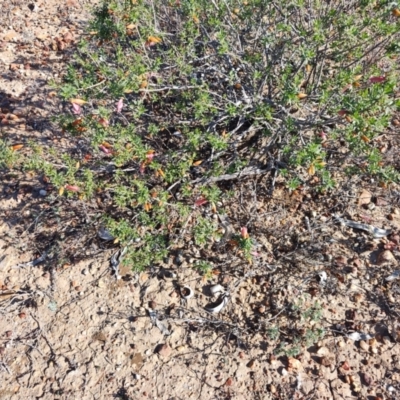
99, 145, 112, 154
116, 98, 124, 113
65, 184, 80, 192
195, 197, 208, 206
241, 227, 249, 239
146, 152, 155, 161
72, 103, 81, 115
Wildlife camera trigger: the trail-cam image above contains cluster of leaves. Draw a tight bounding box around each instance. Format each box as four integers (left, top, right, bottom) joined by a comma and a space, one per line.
1, 0, 399, 271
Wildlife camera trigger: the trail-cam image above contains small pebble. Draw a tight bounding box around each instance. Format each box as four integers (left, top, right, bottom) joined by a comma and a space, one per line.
39, 189, 47, 196
149, 300, 157, 309
82, 269, 88, 275
157, 343, 171, 357
98, 279, 106, 288
369, 337, 378, 348
353, 293, 363, 303
317, 346, 330, 356
18, 312, 26, 319
359, 340, 369, 351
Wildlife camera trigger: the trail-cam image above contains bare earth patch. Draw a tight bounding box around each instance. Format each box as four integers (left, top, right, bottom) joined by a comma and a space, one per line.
1, 2, 400, 400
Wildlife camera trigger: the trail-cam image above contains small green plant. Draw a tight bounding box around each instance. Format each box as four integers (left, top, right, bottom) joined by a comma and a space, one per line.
193, 217, 217, 246
4, 0, 397, 274
304, 328, 325, 347
267, 326, 280, 341
195, 261, 213, 278
274, 341, 302, 358
0, 140, 19, 168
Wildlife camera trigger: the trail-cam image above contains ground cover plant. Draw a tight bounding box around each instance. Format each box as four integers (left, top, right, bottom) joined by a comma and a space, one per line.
2, 0, 399, 270
1, 1, 400, 397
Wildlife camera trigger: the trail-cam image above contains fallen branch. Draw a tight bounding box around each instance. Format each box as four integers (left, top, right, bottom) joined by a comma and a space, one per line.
191, 166, 272, 185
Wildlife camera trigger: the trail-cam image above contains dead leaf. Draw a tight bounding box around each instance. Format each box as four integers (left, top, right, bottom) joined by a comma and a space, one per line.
92, 331, 107, 342
70, 98, 87, 105
147, 36, 162, 44
192, 160, 202, 166
361, 135, 370, 143
308, 164, 316, 176
98, 117, 109, 127
392, 8, 400, 17
369, 76, 386, 84
11, 144, 24, 151
101, 141, 113, 149
297, 93, 307, 99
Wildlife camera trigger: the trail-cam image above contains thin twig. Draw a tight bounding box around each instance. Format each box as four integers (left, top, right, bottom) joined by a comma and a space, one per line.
191, 166, 272, 185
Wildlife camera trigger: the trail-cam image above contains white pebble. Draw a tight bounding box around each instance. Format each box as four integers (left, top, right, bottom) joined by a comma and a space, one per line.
39, 189, 47, 196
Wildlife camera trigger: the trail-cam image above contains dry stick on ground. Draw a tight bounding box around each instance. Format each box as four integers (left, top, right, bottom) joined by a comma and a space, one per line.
190, 166, 273, 185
